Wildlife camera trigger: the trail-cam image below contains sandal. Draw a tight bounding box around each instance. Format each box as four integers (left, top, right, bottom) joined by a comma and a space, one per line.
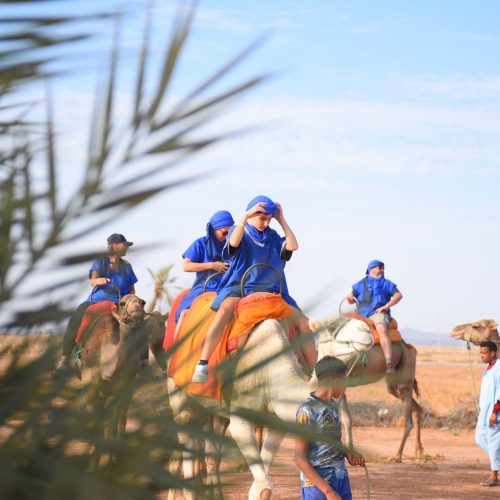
480, 478, 499, 487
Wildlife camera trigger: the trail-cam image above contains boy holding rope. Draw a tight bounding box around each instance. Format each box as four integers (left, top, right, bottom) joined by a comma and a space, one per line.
295, 356, 365, 500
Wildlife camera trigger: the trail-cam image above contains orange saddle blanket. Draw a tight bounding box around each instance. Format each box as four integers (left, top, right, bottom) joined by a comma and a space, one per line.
342, 312, 402, 344
75, 301, 117, 344
169, 292, 293, 400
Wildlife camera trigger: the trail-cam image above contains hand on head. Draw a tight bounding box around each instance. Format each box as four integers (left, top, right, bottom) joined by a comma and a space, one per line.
246, 201, 268, 219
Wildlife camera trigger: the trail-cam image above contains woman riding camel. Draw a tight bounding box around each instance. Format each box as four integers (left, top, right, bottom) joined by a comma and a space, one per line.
55, 233, 139, 371
175, 210, 234, 326
192, 195, 316, 383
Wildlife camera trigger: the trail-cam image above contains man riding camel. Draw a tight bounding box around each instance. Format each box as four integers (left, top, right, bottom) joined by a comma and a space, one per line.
346, 259, 403, 374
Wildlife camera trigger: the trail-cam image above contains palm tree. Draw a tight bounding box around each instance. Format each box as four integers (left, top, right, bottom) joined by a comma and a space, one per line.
146, 265, 180, 314
0, 2, 270, 498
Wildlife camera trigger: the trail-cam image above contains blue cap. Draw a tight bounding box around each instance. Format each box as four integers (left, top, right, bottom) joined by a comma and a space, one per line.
246, 195, 278, 216
107, 233, 133, 246
366, 259, 384, 274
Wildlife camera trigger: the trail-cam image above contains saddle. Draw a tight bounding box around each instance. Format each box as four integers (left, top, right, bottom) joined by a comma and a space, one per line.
342, 312, 402, 343
75, 301, 117, 345
167, 291, 297, 400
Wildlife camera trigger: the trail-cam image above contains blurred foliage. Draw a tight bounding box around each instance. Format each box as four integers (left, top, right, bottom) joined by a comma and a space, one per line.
0, 0, 269, 330
0, 0, 278, 498
0, 339, 235, 499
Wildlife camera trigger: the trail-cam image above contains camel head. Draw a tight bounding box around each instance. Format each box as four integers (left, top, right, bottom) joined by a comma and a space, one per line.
450, 319, 500, 346
310, 315, 374, 362
113, 294, 146, 327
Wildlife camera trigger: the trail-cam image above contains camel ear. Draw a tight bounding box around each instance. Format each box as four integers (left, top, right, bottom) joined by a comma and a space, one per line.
111, 310, 120, 322
309, 319, 321, 331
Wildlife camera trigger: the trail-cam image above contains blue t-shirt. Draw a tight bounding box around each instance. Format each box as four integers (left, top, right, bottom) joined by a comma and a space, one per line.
296, 393, 347, 487
211, 225, 297, 310
352, 276, 399, 317
175, 236, 227, 321
85, 257, 138, 304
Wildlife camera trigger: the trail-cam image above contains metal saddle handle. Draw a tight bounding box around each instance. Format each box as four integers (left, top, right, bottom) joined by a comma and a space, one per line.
203, 272, 223, 293
338, 296, 359, 315
240, 263, 283, 297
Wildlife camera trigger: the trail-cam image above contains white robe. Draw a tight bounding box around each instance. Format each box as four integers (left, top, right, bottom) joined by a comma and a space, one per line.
475, 360, 500, 470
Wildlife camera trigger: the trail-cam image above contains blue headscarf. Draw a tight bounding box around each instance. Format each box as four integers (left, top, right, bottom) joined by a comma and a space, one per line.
206, 210, 234, 259
366, 259, 384, 274
245, 195, 277, 244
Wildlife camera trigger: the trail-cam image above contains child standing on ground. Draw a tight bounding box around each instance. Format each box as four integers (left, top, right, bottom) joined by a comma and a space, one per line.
295, 356, 365, 500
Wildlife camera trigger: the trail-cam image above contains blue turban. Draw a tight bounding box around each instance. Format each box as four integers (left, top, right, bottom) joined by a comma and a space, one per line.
246, 195, 278, 216
209, 210, 234, 230
205, 210, 234, 260
366, 259, 384, 274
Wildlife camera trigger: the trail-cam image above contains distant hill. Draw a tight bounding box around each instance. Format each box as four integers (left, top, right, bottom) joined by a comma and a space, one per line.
400, 327, 460, 347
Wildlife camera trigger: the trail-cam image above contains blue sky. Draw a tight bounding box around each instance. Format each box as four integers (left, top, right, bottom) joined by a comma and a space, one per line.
3, 1, 500, 336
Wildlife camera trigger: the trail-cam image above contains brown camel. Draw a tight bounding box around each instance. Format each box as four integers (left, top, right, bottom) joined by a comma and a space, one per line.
340, 339, 424, 463
451, 319, 500, 350
80, 294, 165, 467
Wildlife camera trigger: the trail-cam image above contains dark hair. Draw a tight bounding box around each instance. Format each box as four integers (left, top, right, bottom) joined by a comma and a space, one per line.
480, 340, 498, 353
315, 356, 347, 380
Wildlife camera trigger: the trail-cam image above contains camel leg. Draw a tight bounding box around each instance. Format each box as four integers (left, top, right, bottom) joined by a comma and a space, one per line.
204, 415, 228, 498
167, 449, 183, 500
228, 415, 273, 500
177, 430, 197, 500
412, 398, 424, 458
338, 393, 353, 450
260, 428, 285, 473
391, 393, 413, 463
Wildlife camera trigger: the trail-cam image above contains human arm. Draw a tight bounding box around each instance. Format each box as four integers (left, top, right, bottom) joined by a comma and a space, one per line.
294, 437, 341, 500
274, 202, 298, 251
375, 291, 403, 314
90, 271, 110, 287
182, 258, 229, 274
229, 202, 268, 248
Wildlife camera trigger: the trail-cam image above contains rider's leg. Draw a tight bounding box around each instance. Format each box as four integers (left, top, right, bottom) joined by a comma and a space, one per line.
58, 302, 91, 366
370, 313, 394, 372
173, 309, 188, 340
192, 297, 240, 383
291, 308, 317, 372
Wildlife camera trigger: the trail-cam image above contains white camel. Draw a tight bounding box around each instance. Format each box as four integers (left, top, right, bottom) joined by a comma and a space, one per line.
167, 315, 373, 500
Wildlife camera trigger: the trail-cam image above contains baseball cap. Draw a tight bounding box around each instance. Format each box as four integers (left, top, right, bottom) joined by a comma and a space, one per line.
107, 233, 133, 246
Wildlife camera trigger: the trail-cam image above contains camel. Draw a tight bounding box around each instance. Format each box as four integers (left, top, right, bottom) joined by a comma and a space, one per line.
80, 294, 165, 468
451, 319, 500, 350
167, 313, 424, 499
168, 314, 421, 499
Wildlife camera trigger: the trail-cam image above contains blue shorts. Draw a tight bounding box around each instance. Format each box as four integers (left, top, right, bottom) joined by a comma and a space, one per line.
301, 476, 352, 500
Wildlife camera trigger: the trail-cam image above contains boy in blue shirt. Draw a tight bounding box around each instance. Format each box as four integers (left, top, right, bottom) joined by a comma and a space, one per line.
295, 356, 365, 500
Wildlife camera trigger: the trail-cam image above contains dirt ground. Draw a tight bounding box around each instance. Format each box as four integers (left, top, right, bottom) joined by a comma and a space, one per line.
1, 337, 497, 499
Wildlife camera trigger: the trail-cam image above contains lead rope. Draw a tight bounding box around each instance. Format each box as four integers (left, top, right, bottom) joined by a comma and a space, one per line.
344, 353, 371, 499
363, 464, 371, 500
465, 340, 480, 415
